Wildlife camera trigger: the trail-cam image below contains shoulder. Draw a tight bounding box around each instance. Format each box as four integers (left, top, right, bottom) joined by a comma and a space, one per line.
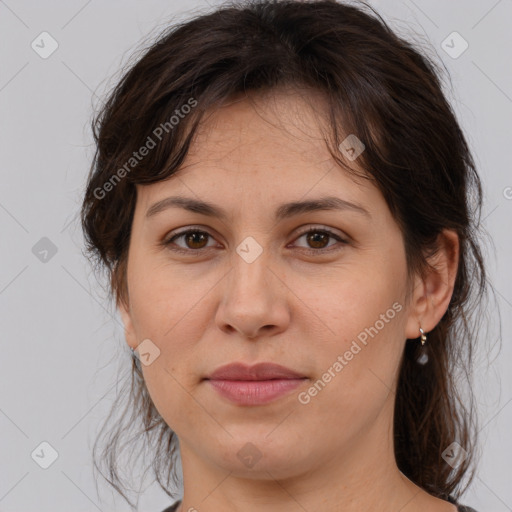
445, 493, 479, 512
161, 501, 181, 512
160, 500, 480, 512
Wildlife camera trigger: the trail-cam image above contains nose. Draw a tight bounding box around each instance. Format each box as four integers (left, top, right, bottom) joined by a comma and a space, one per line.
215, 249, 290, 340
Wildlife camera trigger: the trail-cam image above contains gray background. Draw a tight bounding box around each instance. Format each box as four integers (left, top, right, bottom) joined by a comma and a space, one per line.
1, 0, 511, 511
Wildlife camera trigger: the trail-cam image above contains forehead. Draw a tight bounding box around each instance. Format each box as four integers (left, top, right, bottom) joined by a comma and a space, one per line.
185, 88, 333, 166
135, 89, 380, 212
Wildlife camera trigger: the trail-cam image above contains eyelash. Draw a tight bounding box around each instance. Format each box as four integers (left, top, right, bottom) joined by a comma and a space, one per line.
162, 226, 348, 256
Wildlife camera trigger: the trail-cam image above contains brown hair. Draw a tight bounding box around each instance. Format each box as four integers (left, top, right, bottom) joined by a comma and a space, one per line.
81, 0, 491, 507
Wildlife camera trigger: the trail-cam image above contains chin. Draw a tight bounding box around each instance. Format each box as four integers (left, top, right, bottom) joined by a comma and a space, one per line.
209, 434, 313, 480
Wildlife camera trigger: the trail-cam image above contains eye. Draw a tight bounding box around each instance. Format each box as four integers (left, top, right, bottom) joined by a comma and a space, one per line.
162, 225, 348, 256
163, 228, 218, 254
291, 226, 348, 254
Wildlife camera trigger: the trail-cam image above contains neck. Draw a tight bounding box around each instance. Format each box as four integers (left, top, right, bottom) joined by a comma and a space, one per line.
176, 400, 433, 512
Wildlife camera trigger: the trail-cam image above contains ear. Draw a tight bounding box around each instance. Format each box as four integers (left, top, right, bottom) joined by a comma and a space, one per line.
118, 298, 139, 351
404, 229, 459, 339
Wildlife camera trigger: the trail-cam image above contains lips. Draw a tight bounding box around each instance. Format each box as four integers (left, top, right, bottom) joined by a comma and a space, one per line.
206, 362, 306, 381
205, 362, 307, 406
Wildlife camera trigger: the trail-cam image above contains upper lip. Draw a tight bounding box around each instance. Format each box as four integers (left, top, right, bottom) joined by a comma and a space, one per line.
206, 362, 306, 381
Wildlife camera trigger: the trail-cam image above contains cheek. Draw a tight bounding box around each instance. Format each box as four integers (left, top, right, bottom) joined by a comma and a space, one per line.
127, 258, 214, 343
295, 257, 406, 347
141, 368, 218, 444
126, 270, 210, 417
294, 287, 406, 450
131, 278, 209, 432
294, 256, 407, 403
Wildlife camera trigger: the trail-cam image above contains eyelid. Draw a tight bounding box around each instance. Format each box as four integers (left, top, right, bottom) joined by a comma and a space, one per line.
293, 224, 347, 241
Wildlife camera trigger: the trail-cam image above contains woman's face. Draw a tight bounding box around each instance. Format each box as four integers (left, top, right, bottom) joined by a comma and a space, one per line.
119, 90, 427, 481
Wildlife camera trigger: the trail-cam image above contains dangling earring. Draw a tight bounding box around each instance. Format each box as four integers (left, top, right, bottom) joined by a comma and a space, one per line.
416, 327, 429, 365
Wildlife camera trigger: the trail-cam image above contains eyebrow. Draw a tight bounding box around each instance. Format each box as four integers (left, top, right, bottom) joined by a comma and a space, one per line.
145, 195, 371, 221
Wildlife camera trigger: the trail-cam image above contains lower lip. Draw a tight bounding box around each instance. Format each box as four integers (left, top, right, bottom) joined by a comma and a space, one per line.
206, 378, 306, 405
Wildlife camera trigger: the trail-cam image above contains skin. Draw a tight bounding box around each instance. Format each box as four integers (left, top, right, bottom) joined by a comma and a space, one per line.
118, 88, 460, 512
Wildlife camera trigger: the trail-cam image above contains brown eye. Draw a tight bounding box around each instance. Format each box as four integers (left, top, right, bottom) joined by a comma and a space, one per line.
306, 231, 330, 249
164, 229, 216, 253
163, 226, 347, 256
183, 231, 209, 249
293, 227, 348, 253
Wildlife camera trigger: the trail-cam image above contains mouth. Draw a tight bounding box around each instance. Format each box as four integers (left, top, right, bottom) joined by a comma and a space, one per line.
206, 378, 306, 405
204, 362, 308, 406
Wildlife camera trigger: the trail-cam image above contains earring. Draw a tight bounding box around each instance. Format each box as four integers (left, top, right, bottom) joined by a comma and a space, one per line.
416, 327, 429, 365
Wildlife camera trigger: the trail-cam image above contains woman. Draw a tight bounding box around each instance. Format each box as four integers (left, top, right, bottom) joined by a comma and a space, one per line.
81, 1, 488, 510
